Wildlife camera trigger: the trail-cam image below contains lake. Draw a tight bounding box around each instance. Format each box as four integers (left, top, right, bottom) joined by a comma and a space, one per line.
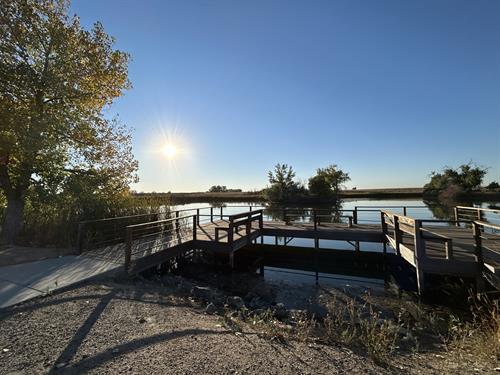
170, 198, 499, 293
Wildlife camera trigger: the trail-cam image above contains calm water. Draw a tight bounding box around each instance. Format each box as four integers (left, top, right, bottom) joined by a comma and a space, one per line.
172, 198, 500, 291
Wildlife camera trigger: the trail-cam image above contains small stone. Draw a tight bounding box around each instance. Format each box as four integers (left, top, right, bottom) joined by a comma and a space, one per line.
138, 317, 146, 324
190, 286, 212, 301
272, 303, 288, 319
227, 296, 245, 309
494, 368, 500, 372
2, 348, 10, 353
55, 362, 67, 368
205, 302, 218, 315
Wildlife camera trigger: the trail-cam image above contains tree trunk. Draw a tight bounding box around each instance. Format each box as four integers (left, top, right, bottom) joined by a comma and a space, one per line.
2, 194, 25, 245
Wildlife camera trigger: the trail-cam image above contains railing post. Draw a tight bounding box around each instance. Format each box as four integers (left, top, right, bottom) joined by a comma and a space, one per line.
413, 219, 425, 296
445, 239, 453, 260
403, 207, 407, 216
76, 222, 85, 254
228, 218, 234, 244
125, 226, 132, 273
473, 222, 483, 266
175, 211, 180, 236
313, 209, 317, 231
353, 207, 358, 224
477, 208, 483, 221
393, 216, 401, 256
210, 207, 213, 222
246, 214, 251, 242
259, 210, 263, 229
196, 209, 200, 225
220, 206, 223, 220
380, 212, 387, 254
453, 207, 459, 226
192, 215, 197, 240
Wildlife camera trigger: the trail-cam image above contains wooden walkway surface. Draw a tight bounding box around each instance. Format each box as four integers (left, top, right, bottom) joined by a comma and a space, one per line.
79, 205, 500, 294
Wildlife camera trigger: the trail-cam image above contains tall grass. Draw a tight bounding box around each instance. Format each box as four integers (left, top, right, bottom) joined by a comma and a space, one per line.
7, 193, 172, 247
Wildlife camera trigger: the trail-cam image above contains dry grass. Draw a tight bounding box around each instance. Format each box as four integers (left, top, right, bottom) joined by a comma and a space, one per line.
220, 294, 402, 367
445, 293, 500, 364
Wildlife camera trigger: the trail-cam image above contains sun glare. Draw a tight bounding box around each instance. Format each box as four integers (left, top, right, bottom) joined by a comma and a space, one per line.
162, 143, 178, 159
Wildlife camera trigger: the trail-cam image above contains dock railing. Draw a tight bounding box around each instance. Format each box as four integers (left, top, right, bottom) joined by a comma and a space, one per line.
214, 209, 264, 244
454, 206, 500, 224
124, 214, 194, 271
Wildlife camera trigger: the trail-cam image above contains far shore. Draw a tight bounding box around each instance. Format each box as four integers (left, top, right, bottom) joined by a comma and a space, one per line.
133, 188, 500, 204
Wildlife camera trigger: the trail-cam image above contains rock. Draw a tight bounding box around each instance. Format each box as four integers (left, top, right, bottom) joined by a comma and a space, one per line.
494, 368, 500, 372
249, 283, 275, 302
227, 296, 245, 309
190, 286, 212, 301
248, 296, 269, 310
272, 303, 288, 319
2, 348, 10, 353
307, 303, 328, 319
138, 317, 146, 324
205, 302, 218, 315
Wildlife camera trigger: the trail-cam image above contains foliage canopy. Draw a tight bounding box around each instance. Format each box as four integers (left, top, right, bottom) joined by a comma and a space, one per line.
0, 0, 137, 243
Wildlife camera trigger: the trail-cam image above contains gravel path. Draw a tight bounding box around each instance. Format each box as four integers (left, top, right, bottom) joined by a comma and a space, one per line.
0, 279, 494, 374
0, 281, 388, 374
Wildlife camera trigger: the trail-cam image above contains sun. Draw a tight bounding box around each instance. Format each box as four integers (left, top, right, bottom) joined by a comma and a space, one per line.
162, 143, 178, 159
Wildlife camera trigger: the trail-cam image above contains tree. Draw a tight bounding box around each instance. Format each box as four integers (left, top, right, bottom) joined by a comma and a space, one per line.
308, 165, 350, 198
486, 181, 500, 190
265, 163, 300, 202
208, 185, 227, 192
423, 163, 487, 197
0, 0, 137, 244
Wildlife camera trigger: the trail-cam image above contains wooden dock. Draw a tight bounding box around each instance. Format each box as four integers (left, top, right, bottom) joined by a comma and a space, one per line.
77, 205, 500, 295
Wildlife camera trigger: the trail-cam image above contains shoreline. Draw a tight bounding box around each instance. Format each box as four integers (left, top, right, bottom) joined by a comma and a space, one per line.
133, 189, 500, 204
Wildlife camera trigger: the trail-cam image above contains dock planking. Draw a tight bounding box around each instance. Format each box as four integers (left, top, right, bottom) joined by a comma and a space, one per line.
78, 205, 500, 295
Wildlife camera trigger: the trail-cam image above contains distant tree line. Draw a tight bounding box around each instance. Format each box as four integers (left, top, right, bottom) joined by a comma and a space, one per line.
264, 163, 350, 203
207, 186, 242, 193
423, 162, 497, 198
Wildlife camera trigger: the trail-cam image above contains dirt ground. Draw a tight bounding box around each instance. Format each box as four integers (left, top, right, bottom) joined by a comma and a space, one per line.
0, 278, 497, 374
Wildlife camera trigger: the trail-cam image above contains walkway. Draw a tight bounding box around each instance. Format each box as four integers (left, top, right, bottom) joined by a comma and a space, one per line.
0, 254, 121, 309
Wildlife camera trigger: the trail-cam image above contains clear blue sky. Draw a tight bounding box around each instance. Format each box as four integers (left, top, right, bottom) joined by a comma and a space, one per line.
72, 0, 500, 192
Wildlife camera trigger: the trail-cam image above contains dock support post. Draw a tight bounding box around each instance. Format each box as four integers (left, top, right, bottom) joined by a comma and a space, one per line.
210, 207, 213, 222
413, 220, 425, 296
220, 206, 223, 220
353, 207, 358, 225
403, 207, 407, 216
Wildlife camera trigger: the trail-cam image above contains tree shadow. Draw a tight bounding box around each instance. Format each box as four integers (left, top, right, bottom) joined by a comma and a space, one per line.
59, 328, 231, 373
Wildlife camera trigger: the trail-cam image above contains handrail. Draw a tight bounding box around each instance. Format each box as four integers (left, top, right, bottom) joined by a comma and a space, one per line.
125, 214, 192, 229
474, 220, 500, 231
456, 206, 500, 214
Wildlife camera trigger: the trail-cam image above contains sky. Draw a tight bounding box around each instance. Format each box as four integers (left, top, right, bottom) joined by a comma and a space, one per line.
71, 0, 500, 192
